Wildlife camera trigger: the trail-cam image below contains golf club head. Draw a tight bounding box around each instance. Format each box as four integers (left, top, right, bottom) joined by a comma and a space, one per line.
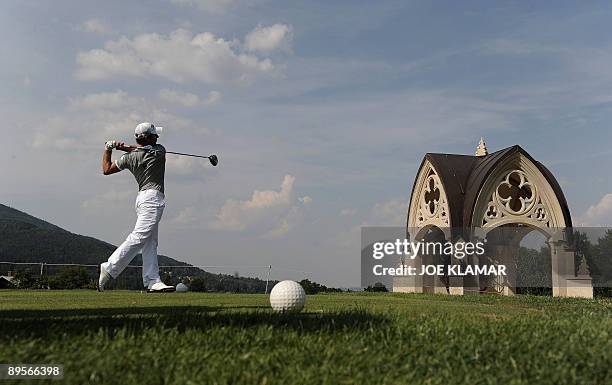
209, 154, 218, 166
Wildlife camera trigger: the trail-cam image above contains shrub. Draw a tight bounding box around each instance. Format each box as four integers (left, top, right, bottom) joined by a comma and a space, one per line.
48, 266, 92, 289
189, 277, 206, 292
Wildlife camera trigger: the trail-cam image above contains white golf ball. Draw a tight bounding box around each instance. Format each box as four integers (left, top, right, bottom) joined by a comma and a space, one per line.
176, 283, 189, 292
269, 280, 306, 312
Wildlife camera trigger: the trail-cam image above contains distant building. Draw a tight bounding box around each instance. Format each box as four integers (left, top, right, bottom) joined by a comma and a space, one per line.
394, 140, 592, 298
0, 276, 15, 288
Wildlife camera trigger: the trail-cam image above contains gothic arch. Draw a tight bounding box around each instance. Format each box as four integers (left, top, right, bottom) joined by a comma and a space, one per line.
407, 160, 450, 239
470, 151, 570, 238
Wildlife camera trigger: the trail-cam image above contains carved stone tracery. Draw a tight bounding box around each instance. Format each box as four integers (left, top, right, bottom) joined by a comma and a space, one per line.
482, 169, 550, 228
414, 168, 450, 228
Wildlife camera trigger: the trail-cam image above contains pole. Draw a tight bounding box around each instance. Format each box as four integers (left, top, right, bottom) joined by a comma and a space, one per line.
265, 265, 272, 294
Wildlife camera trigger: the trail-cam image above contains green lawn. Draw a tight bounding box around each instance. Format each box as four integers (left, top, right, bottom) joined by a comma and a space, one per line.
1, 290, 611, 385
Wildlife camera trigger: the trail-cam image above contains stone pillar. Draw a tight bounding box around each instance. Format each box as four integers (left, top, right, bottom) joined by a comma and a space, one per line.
392, 229, 423, 293
448, 237, 480, 296
448, 256, 464, 296
550, 238, 593, 298
550, 239, 569, 297
499, 243, 518, 296
421, 252, 448, 294
392, 258, 423, 293
448, 237, 464, 296
565, 256, 593, 298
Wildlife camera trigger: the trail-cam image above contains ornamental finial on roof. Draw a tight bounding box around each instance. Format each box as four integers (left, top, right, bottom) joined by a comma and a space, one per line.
475, 137, 488, 156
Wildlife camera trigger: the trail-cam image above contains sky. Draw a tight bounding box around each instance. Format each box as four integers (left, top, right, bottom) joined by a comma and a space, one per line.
2, 0, 612, 287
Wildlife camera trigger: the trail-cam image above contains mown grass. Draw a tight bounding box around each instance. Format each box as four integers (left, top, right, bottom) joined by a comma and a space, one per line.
0, 290, 611, 385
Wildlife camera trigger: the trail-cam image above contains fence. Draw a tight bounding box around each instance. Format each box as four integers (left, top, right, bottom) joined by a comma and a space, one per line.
0, 261, 313, 293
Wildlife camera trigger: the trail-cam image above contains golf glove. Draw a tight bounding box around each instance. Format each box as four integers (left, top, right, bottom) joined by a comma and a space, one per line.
105, 141, 117, 150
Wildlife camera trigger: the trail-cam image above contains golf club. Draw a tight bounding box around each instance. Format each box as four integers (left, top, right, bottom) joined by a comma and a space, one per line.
166, 151, 218, 166
116, 145, 218, 166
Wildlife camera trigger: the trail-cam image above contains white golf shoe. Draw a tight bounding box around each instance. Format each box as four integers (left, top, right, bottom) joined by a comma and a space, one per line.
147, 282, 176, 293
98, 264, 111, 292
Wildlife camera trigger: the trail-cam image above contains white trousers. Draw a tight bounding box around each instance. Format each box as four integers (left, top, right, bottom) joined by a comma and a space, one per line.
102, 189, 165, 288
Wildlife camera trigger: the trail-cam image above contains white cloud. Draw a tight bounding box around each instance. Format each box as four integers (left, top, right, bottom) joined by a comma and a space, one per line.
578, 193, 612, 226
370, 199, 408, 226
205, 90, 222, 105
169, 207, 199, 225
76, 29, 275, 83
81, 19, 112, 35
169, 0, 235, 13
481, 39, 556, 56
165, 154, 208, 175
326, 199, 408, 265
245, 174, 294, 209
32, 129, 80, 150
299, 196, 312, 204
264, 205, 303, 239
212, 174, 294, 231
158, 89, 222, 107
33, 91, 192, 150
158, 89, 201, 107
244, 24, 293, 53
69, 90, 139, 110
82, 190, 132, 211
340, 208, 358, 216
211, 175, 308, 237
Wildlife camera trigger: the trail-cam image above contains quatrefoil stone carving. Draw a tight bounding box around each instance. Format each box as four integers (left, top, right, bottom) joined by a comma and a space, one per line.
496, 170, 534, 214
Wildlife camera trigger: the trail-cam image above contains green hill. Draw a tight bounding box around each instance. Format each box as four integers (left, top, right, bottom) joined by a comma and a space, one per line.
0, 203, 187, 267
0, 203, 270, 292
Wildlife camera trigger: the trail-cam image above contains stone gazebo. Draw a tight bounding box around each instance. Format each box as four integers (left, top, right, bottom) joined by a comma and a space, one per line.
393, 139, 593, 298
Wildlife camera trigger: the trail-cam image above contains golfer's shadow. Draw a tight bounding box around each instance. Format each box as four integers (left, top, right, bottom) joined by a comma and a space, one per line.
0, 305, 387, 338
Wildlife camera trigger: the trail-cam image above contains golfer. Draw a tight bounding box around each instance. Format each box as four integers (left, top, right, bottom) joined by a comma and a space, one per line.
98, 122, 175, 292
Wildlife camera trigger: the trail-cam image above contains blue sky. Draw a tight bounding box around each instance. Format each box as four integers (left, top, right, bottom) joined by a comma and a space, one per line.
2, 0, 612, 286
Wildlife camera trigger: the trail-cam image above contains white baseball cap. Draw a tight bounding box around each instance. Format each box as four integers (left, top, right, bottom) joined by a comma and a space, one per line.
134, 122, 163, 138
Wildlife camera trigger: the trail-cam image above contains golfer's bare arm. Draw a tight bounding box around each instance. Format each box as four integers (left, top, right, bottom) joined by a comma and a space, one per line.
102, 142, 138, 175
102, 149, 121, 175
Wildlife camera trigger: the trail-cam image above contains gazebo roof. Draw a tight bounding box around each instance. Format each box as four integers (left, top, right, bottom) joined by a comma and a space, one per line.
414, 145, 572, 230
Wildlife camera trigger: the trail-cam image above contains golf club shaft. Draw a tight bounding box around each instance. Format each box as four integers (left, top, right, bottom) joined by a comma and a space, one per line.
165, 151, 213, 160
117, 146, 213, 160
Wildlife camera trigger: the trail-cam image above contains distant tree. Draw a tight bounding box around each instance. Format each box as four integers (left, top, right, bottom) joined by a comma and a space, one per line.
516, 246, 551, 293
189, 277, 206, 292
590, 230, 612, 297
298, 279, 324, 294
161, 271, 175, 286
14, 269, 37, 289
48, 267, 91, 289
298, 278, 343, 294
299, 279, 318, 294
365, 282, 388, 292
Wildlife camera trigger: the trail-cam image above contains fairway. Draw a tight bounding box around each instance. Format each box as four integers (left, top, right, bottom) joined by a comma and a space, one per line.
1, 291, 611, 385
